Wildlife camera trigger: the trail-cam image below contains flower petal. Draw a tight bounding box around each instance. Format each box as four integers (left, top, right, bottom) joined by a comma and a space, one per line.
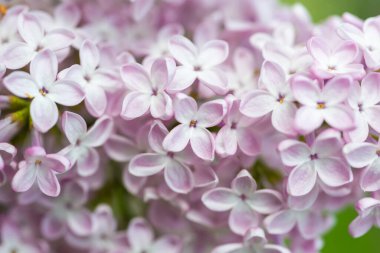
322, 76, 352, 105
163, 124, 191, 152
82, 116, 113, 147
278, 140, 311, 167
229, 203, 259, 235
197, 99, 226, 127
67, 209, 92, 236
240, 90, 276, 118
349, 215, 374, 238
315, 158, 353, 187
190, 127, 215, 160
18, 13, 43, 48
76, 148, 100, 177
264, 210, 296, 235
215, 126, 237, 156
343, 142, 377, 168
151, 235, 183, 253
294, 106, 324, 135
12, 164, 37, 192
202, 188, 239, 211
61, 111, 87, 145
198, 40, 229, 68
3, 71, 39, 98
127, 218, 154, 252
48, 80, 84, 106
287, 162, 317, 196
79, 40, 100, 75
129, 153, 167, 177
2, 42, 35, 69
361, 158, 380, 192
361, 73, 380, 106
120, 63, 152, 92
291, 76, 320, 106
37, 167, 60, 197
30, 96, 59, 133
41, 29, 75, 51
168, 35, 197, 66
232, 169, 257, 196
323, 105, 355, 131
248, 189, 283, 214
31, 49, 58, 87
121, 91, 151, 120
85, 85, 107, 117
164, 159, 194, 193
173, 94, 197, 124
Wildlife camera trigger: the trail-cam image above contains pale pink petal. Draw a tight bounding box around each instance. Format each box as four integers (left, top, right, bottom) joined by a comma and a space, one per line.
3, 71, 39, 98
79, 40, 100, 75
151, 235, 183, 253
148, 121, 168, 154
288, 185, 319, 211
12, 164, 37, 192
121, 91, 151, 120
132, 0, 155, 21
82, 116, 113, 147
150, 93, 172, 119
229, 203, 259, 235
173, 94, 197, 124
307, 37, 330, 65
287, 162, 317, 196
322, 76, 352, 105
30, 49, 58, 87
54, 2, 80, 27
166, 66, 197, 92
48, 80, 84, 106
127, 218, 154, 251
202, 188, 239, 211
297, 211, 327, 239
120, 63, 152, 92
365, 106, 380, 133
260, 61, 287, 96
278, 140, 311, 167
312, 132, 343, 157
85, 85, 107, 117
30, 96, 59, 133
294, 106, 324, 134
264, 210, 296, 235
197, 99, 226, 127
168, 35, 197, 66
291, 76, 320, 106
331, 41, 359, 65
41, 29, 75, 51
237, 128, 260, 156
193, 166, 218, 188
349, 215, 374, 238
343, 142, 377, 168
105, 135, 139, 162
361, 73, 380, 106
211, 243, 243, 253
323, 105, 355, 131
197, 69, 228, 95
272, 102, 297, 136
2, 42, 35, 69
346, 111, 369, 143
240, 90, 276, 118
164, 159, 194, 193
315, 158, 353, 187
43, 154, 70, 173
37, 167, 60, 197
215, 126, 237, 156
163, 124, 191, 152
61, 111, 87, 144
356, 197, 380, 214
76, 148, 100, 177
18, 13, 43, 48
190, 128, 215, 160
129, 153, 167, 177
123, 167, 147, 194
248, 189, 283, 214
67, 209, 92, 236
41, 214, 65, 240
150, 58, 174, 90
337, 23, 365, 46
361, 159, 380, 192
198, 40, 229, 68
232, 170, 257, 195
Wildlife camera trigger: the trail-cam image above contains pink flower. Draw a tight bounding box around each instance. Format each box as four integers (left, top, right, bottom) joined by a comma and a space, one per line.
2, 12, 75, 69
3, 49, 84, 133
12, 146, 70, 197
0, 142, 16, 170
307, 37, 365, 79
279, 129, 353, 196
215, 95, 260, 156
126, 217, 183, 253
349, 197, 380, 238
202, 170, 283, 235
163, 94, 226, 160
129, 120, 195, 193
338, 16, 380, 69
240, 61, 297, 136
343, 141, 380, 192
120, 58, 175, 120
60, 111, 114, 177
212, 227, 290, 253
168, 35, 229, 94
291, 75, 354, 134
346, 73, 380, 142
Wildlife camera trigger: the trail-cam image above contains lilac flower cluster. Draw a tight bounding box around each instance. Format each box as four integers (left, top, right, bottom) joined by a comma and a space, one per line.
0, 0, 379, 252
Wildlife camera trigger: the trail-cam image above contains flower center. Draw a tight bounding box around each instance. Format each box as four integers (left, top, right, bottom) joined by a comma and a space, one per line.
194, 65, 202, 71
39, 87, 49, 96
310, 153, 318, 160
0, 4, 7, 16
328, 65, 336, 71
316, 102, 325, 109
277, 94, 285, 104
189, 120, 197, 128
35, 159, 42, 166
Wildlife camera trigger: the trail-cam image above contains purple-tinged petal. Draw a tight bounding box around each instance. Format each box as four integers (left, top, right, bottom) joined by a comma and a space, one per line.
271, 102, 297, 136
151, 235, 183, 253
240, 90, 276, 118
263, 245, 291, 253
2, 42, 35, 69
323, 105, 355, 131
123, 167, 147, 194
82, 116, 113, 147
49, 80, 84, 106
343, 142, 377, 168
193, 166, 218, 188
215, 126, 237, 156
173, 94, 197, 124
12, 163, 37, 192
190, 127, 215, 161
163, 124, 191, 152
315, 158, 353, 187
361, 73, 380, 106
164, 159, 194, 194
291, 76, 320, 106
260, 61, 287, 96
197, 99, 226, 127
121, 91, 151, 120
31, 49, 58, 88
202, 188, 239, 211
198, 40, 229, 68
3, 71, 39, 98
232, 169, 257, 196
128, 218, 154, 251
349, 215, 374, 238
85, 85, 107, 117
37, 167, 60, 197
237, 128, 260, 156
67, 209, 93, 236
322, 76, 352, 106
76, 148, 99, 177
361, 159, 380, 192
307, 37, 330, 65
41, 214, 65, 240
331, 40, 359, 65
294, 106, 324, 135
365, 106, 380, 133
148, 121, 168, 154
229, 203, 259, 235
264, 210, 296, 235
211, 243, 243, 253
297, 211, 327, 239
168, 35, 197, 66
41, 29, 75, 51
197, 69, 228, 95
43, 154, 70, 173
166, 66, 197, 92
129, 153, 167, 177
105, 135, 139, 162
79, 40, 100, 75
287, 162, 317, 196
248, 189, 283, 214
18, 13, 43, 48
61, 111, 87, 145
150, 58, 174, 90
120, 63, 152, 92
150, 93, 173, 119
30, 96, 59, 133
278, 140, 311, 167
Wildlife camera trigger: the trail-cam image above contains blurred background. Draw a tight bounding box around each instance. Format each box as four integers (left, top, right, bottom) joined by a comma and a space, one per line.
280, 1, 380, 252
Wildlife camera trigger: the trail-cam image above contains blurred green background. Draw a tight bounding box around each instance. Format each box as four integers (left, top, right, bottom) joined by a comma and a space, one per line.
280, 1, 380, 253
